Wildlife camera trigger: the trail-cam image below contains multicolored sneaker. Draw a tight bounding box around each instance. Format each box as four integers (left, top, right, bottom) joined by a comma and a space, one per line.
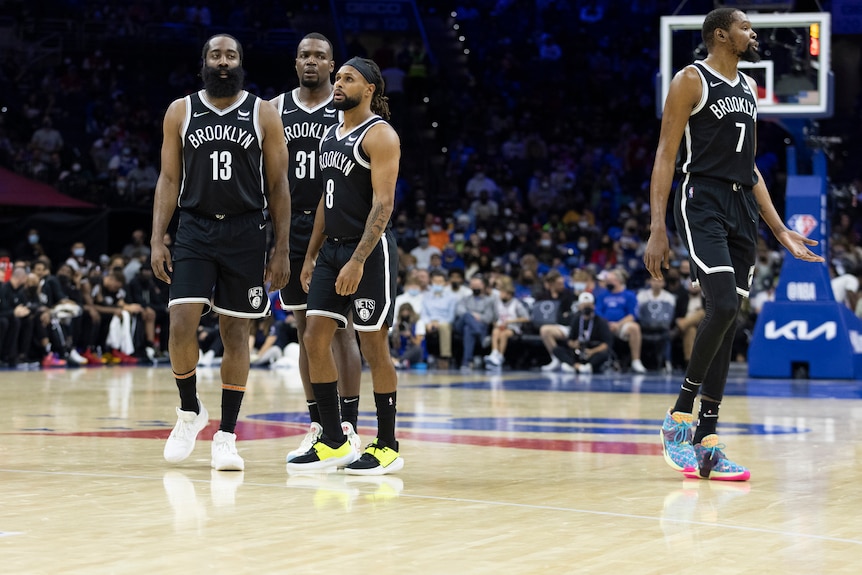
285, 437, 358, 473
344, 438, 404, 476
685, 434, 751, 481
660, 410, 697, 473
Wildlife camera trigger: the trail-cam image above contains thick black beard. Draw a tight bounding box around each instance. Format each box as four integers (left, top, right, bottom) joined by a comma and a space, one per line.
740, 46, 761, 63
333, 93, 361, 111
201, 65, 244, 98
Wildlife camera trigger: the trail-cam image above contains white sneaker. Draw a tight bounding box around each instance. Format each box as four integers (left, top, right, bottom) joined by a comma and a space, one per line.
211, 430, 245, 471
484, 351, 502, 366
341, 421, 362, 465
560, 363, 575, 373
576, 363, 593, 374
541, 357, 561, 372
164, 399, 209, 463
631, 359, 647, 374
286, 422, 323, 462
69, 348, 87, 365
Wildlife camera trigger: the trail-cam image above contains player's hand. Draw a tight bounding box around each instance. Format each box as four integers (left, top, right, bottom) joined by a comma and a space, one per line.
266, 251, 290, 292
335, 259, 364, 296
300, 258, 315, 293
643, 232, 671, 280
150, 242, 173, 284
776, 229, 825, 263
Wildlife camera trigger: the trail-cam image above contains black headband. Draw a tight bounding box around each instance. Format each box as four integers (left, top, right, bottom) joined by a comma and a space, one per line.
344, 57, 376, 85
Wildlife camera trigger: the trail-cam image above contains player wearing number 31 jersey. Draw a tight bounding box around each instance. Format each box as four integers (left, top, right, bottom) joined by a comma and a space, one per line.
270, 33, 363, 465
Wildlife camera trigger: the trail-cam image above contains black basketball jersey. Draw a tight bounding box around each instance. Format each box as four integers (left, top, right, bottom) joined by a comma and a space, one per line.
679, 61, 758, 187
178, 90, 267, 215
275, 89, 340, 212
319, 116, 388, 238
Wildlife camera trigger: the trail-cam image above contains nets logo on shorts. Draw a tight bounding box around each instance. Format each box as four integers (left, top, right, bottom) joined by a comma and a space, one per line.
354, 298, 376, 322
788, 214, 817, 237
248, 286, 264, 309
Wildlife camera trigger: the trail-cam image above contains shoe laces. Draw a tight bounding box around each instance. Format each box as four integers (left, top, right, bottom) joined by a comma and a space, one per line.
702, 440, 727, 461
214, 436, 237, 455
669, 419, 692, 445
172, 416, 199, 441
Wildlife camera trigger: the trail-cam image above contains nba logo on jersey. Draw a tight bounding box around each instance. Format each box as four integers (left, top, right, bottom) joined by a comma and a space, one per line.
688, 186, 694, 199
788, 214, 817, 238
354, 298, 376, 321
248, 286, 264, 309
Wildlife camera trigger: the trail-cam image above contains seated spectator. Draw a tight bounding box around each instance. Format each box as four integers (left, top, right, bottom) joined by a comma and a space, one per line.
831, 263, 860, 317
419, 269, 458, 370
455, 274, 496, 371
534, 269, 577, 371
446, 267, 472, 299
484, 275, 529, 368
596, 268, 646, 373
127, 259, 169, 359
636, 274, 677, 372
0, 267, 41, 367
410, 230, 440, 270
62, 243, 93, 279
393, 275, 425, 324
553, 291, 613, 374
88, 270, 140, 364
390, 302, 424, 369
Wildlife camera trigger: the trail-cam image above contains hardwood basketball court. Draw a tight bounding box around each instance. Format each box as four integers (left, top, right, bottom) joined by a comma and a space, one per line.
2, 364, 861, 574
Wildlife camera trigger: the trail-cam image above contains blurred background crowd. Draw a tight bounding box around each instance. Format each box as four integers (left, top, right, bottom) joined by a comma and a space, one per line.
1, 0, 860, 370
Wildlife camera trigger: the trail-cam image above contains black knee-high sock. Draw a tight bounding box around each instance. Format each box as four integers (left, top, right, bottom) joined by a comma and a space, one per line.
220, 384, 245, 433
174, 368, 199, 413
307, 400, 321, 424
673, 378, 701, 414
374, 391, 397, 449
340, 395, 359, 430
694, 399, 720, 444
312, 381, 345, 444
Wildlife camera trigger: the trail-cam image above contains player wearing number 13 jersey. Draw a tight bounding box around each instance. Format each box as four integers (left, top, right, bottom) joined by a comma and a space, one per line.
151, 34, 291, 472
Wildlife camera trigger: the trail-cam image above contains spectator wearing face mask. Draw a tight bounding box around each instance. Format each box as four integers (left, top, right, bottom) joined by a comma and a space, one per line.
446, 267, 472, 299
393, 276, 425, 326
65, 242, 96, 276
410, 229, 441, 270
595, 268, 647, 373
419, 269, 459, 369
455, 274, 496, 371
14, 228, 46, 264
427, 216, 449, 251
553, 291, 613, 374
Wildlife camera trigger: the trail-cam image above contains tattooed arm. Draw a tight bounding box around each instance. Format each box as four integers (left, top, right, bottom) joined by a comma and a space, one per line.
334, 122, 401, 296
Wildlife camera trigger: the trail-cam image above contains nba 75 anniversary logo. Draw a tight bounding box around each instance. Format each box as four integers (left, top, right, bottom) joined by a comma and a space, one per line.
248, 286, 264, 309
354, 298, 376, 321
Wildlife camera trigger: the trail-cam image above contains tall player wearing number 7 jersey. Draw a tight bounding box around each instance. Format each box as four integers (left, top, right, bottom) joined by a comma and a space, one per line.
643, 8, 823, 481
270, 33, 364, 464
151, 34, 291, 471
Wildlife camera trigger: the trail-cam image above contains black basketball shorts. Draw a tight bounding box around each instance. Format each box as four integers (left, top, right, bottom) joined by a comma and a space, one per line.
279, 210, 316, 310
306, 230, 398, 331
170, 210, 271, 318
674, 174, 759, 297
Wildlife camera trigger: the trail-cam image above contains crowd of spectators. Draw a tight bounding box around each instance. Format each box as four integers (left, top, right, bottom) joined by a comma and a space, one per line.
2, 1, 862, 371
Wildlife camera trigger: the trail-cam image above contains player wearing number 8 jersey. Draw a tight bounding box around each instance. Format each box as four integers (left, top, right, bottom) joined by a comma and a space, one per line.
151, 34, 291, 472
644, 8, 823, 481
270, 33, 363, 464
289, 57, 403, 475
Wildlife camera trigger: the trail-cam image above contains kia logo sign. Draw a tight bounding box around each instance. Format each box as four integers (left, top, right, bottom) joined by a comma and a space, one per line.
764, 320, 836, 341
